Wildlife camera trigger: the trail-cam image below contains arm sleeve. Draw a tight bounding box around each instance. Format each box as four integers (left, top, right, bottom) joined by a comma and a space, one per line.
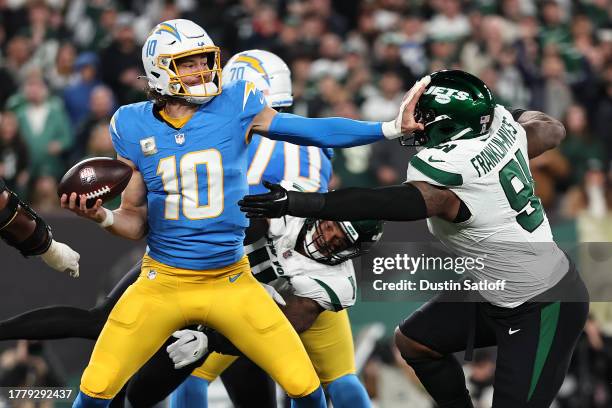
287, 184, 427, 221
267, 113, 385, 148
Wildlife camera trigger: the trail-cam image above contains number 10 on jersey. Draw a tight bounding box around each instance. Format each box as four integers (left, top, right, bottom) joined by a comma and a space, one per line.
157, 150, 224, 220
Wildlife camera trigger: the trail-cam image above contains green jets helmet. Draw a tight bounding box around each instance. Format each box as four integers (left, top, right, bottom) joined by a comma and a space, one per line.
301, 219, 385, 266
400, 69, 495, 148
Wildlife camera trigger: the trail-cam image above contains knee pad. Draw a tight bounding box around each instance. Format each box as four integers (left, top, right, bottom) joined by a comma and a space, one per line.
0, 180, 52, 257
81, 357, 120, 398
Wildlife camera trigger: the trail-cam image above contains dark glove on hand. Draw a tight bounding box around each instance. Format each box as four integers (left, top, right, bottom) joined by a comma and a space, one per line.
238, 181, 290, 218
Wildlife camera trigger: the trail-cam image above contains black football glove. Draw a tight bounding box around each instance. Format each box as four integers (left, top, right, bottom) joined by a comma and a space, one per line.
238, 181, 291, 218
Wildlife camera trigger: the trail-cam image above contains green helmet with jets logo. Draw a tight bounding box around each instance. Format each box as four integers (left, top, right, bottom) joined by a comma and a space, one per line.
301, 219, 385, 266
400, 69, 495, 148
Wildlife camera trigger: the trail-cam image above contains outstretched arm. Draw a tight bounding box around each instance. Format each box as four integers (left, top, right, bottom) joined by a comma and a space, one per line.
513, 109, 566, 159
239, 181, 461, 222
249, 76, 431, 147
1, 178, 79, 277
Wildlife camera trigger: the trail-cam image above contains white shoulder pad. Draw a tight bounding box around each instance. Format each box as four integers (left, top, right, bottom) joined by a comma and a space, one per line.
405, 144, 473, 187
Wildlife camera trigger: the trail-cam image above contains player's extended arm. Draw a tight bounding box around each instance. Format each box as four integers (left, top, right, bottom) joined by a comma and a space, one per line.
239, 181, 462, 222
512, 109, 566, 159
250, 76, 431, 147
61, 156, 148, 240
1, 178, 80, 277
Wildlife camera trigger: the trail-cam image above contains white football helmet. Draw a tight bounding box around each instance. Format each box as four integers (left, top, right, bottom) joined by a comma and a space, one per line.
222, 49, 292, 108
142, 19, 222, 104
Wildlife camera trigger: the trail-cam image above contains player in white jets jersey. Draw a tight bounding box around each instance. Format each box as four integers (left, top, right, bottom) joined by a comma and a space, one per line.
240, 70, 589, 408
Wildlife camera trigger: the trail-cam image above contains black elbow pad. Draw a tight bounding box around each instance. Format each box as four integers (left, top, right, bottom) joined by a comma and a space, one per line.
0, 179, 52, 257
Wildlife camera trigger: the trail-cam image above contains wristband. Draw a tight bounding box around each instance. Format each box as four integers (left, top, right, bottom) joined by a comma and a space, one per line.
98, 208, 114, 228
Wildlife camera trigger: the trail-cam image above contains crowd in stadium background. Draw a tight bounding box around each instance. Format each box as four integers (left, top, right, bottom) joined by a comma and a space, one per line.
0, 0, 610, 407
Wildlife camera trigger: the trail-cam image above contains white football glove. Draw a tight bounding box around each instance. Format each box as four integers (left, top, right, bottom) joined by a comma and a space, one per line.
261, 282, 286, 306
39, 239, 80, 278
167, 329, 208, 369
381, 75, 431, 139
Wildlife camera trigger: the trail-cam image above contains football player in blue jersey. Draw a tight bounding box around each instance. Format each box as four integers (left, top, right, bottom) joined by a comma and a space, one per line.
169, 49, 372, 408
59, 19, 428, 408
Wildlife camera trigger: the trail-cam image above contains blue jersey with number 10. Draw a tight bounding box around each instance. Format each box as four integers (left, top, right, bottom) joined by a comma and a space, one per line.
247, 135, 333, 194
109, 80, 267, 270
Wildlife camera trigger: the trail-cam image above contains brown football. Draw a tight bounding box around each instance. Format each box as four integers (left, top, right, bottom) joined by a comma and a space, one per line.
58, 157, 133, 208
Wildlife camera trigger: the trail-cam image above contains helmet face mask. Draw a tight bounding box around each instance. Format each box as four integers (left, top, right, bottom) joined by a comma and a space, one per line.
300, 219, 384, 266
143, 20, 222, 105
399, 69, 495, 148
160, 49, 222, 99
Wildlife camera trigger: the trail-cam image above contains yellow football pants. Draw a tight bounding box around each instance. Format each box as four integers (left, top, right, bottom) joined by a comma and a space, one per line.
79, 255, 320, 399
193, 308, 356, 385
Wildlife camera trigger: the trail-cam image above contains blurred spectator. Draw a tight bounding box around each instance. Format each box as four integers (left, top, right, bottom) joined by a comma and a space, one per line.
560, 104, 607, 186
465, 349, 496, 408
540, 52, 574, 120
243, 3, 281, 50
426, 0, 470, 42
70, 85, 115, 164
361, 71, 404, 122
85, 122, 115, 159
592, 64, 612, 158
29, 175, 60, 212
63, 52, 102, 125
373, 32, 417, 89
362, 338, 433, 408
539, 0, 572, 48
0, 111, 29, 196
46, 42, 78, 93
8, 72, 72, 181
4, 35, 36, 85
0, 340, 64, 392
98, 13, 143, 105
399, 13, 428, 77
310, 33, 348, 81
18, 0, 60, 70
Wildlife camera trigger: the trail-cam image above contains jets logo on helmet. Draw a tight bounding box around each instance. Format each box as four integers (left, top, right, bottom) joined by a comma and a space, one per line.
142, 19, 222, 104
222, 50, 293, 108
400, 69, 495, 148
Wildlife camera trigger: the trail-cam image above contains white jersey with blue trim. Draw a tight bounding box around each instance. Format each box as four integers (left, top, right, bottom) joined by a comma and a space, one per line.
405, 105, 568, 307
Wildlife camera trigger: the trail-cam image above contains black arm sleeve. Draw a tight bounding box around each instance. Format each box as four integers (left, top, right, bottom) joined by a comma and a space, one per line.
511, 108, 527, 121
287, 183, 428, 221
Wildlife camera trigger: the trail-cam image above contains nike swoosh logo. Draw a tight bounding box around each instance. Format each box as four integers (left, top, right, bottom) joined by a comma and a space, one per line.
273, 196, 287, 202
229, 272, 243, 283
428, 156, 445, 163
508, 328, 521, 335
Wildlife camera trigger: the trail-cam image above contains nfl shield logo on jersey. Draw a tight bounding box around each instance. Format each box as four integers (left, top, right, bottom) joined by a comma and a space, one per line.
175, 133, 185, 145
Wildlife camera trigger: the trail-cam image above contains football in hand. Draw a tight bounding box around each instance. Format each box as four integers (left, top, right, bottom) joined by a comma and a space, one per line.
58, 157, 132, 208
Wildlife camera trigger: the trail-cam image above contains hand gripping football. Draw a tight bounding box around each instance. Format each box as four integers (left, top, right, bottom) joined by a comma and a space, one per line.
58, 157, 132, 208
